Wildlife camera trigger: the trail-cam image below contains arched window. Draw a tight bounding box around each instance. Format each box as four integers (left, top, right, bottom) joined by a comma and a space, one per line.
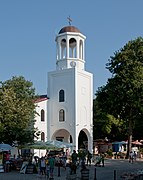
41, 132, 45, 141
59, 109, 65, 122
41, 109, 45, 121
59, 89, 64, 102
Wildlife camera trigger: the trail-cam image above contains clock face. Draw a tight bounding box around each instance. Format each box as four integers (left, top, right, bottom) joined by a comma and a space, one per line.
70, 61, 76, 67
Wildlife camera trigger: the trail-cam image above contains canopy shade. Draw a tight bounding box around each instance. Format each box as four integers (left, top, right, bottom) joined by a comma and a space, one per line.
21, 140, 75, 150
112, 141, 127, 145
21, 141, 61, 150
0, 143, 12, 151
132, 141, 142, 146
45, 140, 75, 148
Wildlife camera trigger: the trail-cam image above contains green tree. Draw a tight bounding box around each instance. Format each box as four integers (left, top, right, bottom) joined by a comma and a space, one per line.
95, 37, 143, 157
93, 98, 125, 140
93, 97, 125, 141
0, 76, 38, 146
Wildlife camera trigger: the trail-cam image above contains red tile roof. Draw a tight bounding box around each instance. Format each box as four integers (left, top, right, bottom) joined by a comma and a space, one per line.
34, 95, 48, 103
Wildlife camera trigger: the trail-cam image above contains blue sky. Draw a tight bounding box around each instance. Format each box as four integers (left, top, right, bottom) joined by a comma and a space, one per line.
0, 1, 143, 96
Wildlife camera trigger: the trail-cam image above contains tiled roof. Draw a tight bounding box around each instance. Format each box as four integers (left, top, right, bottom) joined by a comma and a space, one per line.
34, 95, 48, 103
59, 26, 80, 34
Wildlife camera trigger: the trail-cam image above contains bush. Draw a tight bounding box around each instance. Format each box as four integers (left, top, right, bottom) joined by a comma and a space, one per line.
106, 149, 113, 157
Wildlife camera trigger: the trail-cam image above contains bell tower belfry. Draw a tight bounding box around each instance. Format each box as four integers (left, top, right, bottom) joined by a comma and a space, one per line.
55, 26, 86, 71
47, 25, 93, 153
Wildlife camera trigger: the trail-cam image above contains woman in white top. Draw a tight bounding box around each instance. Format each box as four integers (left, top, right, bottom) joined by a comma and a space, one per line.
40, 157, 46, 175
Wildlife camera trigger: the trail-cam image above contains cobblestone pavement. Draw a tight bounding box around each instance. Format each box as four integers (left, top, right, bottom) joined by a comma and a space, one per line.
0, 159, 143, 180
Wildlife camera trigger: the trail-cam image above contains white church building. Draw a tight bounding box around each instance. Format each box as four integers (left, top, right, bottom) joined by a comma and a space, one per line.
34, 25, 93, 156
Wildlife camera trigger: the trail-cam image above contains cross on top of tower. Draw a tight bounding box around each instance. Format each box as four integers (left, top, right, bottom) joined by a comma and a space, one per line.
67, 16, 72, 26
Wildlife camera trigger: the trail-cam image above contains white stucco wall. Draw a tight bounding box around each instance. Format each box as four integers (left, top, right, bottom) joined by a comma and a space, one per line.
35, 100, 48, 140
75, 70, 93, 152
48, 67, 93, 151
48, 68, 76, 141
34, 99, 48, 157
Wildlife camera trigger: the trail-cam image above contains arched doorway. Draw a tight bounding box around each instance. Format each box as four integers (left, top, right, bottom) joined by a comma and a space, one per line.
78, 130, 88, 149
51, 129, 72, 143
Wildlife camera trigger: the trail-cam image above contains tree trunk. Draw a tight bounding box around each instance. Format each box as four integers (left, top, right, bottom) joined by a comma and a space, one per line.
127, 119, 132, 158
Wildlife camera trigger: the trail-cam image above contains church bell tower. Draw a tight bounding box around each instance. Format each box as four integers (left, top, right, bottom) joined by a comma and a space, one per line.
47, 24, 93, 152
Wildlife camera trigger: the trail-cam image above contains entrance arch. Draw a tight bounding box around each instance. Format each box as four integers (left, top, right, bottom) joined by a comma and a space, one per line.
78, 129, 88, 149
51, 129, 72, 143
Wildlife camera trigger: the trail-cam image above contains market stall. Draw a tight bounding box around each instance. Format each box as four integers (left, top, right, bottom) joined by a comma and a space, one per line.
0, 143, 12, 173
0, 150, 4, 173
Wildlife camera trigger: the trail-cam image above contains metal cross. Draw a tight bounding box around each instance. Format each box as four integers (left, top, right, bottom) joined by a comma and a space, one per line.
67, 16, 72, 25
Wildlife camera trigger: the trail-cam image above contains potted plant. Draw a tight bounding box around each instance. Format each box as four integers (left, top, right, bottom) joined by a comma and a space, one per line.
106, 149, 113, 158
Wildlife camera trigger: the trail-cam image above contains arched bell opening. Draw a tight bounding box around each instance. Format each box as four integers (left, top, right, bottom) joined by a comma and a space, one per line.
61, 38, 67, 59
69, 38, 77, 58
79, 39, 83, 60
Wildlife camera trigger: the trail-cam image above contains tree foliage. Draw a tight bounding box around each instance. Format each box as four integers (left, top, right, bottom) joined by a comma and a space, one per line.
94, 37, 143, 154
93, 98, 125, 141
0, 76, 38, 145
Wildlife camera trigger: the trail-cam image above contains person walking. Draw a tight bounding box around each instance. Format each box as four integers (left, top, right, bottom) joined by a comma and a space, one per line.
80, 150, 86, 168
101, 153, 105, 167
71, 150, 78, 165
40, 156, 46, 175
86, 150, 92, 166
48, 155, 55, 179
94, 154, 102, 166
133, 151, 137, 161
62, 152, 67, 170
77, 150, 82, 166
129, 151, 134, 163
45, 158, 50, 179
71, 150, 78, 174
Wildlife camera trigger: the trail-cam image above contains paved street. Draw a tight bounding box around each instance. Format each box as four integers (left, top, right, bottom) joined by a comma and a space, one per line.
0, 159, 143, 179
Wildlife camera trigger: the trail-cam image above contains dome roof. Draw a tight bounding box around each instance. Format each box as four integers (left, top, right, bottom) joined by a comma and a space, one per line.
59, 26, 80, 34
